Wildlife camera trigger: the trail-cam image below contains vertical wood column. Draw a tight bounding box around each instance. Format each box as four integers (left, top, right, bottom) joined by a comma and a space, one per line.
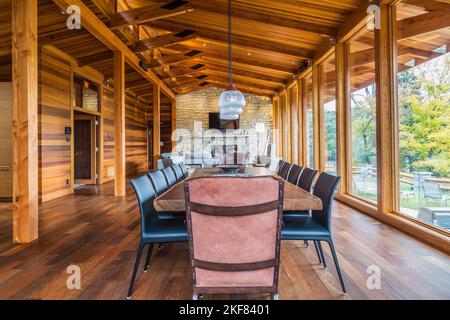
12, 0, 39, 243
153, 85, 161, 169
114, 51, 126, 196
297, 79, 304, 166
375, 4, 397, 214
171, 98, 176, 151
312, 64, 321, 170
285, 90, 292, 162
272, 96, 280, 157
300, 78, 308, 166
335, 42, 348, 194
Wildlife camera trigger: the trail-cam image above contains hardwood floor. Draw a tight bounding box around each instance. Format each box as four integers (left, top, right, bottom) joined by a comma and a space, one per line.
0, 182, 449, 300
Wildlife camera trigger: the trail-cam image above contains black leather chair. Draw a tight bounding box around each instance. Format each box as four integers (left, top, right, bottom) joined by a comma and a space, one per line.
276, 160, 286, 176
287, 164, 303, 185
179, 162, 188, 178
297, 167, 318, 192
171, 164, 184, 181
148, 170, 169, 195
282, 173, 346, 293
278, 162, 292, 180
128, 175, 188, 298
162, 166, 177, 186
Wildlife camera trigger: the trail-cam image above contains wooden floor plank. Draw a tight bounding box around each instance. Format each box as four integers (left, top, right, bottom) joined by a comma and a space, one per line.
0, 181, 449, 300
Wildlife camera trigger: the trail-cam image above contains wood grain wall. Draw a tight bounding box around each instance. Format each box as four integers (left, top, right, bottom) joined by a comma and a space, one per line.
38, 47, 72, 202
0, 82, 12, 199
125, 93, 148, 177
101, 87, 115, 183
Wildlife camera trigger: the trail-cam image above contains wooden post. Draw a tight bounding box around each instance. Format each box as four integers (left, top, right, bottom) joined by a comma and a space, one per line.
153, 85, 161, 169
171, 98, 176, 151
114, 51, 126, 196
11, 0, 39, 243
312, 64, 321, 170
297, 79, 304, 166
375, 4, 397, 214
335, 42, 348, 194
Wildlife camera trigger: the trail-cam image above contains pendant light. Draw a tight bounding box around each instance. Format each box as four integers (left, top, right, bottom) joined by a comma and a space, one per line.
218, 0, 246, 120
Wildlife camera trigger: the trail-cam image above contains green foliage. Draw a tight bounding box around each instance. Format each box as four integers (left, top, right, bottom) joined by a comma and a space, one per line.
398, 54, 450, 177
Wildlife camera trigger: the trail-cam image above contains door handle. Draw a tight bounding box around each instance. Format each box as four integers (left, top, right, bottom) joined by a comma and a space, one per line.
74, 152, 81, 157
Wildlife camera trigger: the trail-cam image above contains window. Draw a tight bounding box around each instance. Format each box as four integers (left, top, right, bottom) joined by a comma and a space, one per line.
290, 85, 299, 164
304, 74, 314, 168
346, 26, 377, 203
396, 2, 450, 231
320, 53, 337, 175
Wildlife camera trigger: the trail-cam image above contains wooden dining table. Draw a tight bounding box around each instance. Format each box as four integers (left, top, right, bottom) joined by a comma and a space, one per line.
154, 167, 323, 213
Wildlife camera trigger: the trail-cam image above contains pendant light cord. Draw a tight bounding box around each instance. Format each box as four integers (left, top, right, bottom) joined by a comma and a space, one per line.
228, 0, 233, 85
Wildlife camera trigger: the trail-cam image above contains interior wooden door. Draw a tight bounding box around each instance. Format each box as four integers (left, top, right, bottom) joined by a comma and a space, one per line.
74, 114, 96, 185
0, 82, 12, 200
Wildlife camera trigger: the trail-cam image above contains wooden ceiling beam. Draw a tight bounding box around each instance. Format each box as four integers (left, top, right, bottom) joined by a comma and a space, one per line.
199, 69, 283, 88
150, 50, 203, 68
146, 0, 337, 37
52, 0, 175, 100
132, 30, 198, 53
199, 54, 297, 74
401, 0, 450, 12
205, 75, 281, 92
147, 21, 314, 59
398, 11, 450, 40
108, 1, 194, 29
162, 63, 207, 79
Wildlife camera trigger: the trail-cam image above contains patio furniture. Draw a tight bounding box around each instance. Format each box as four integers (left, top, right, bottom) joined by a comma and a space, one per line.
352, 175, 377, 198
282, 173, 346, 293
423, 182, 448, 205
184, 175, 284, 300
128, 175, 188, 298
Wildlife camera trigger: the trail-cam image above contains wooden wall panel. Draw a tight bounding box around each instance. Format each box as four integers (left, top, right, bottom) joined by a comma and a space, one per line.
102, 87, 115, 183
125, 93, 148, 177
38, 47, 72, 202
0, 82, 12, 199
160, 98, 173, 154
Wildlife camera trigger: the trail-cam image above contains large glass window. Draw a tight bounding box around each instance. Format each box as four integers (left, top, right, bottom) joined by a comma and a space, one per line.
396, 2, 450, 231
290, 85, 299, 164
305, 74, 314, 168
320, 53, 337, 175
347, 26, 378, 203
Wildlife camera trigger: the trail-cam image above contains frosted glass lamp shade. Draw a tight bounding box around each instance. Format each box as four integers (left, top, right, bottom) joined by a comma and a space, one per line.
218, 87, 246, 119
220, 110, 240, 120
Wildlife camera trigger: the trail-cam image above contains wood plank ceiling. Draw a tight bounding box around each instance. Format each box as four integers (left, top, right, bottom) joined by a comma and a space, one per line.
1, 0, 450, 100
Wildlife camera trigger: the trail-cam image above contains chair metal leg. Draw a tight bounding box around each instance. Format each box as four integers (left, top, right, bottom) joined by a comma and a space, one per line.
143, 244, 154, 272
317, 241, 327, 268
304, 240, 309, 247
313, 241, 322, 265
127, 242, 145, 299
327, 240, 346, 294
